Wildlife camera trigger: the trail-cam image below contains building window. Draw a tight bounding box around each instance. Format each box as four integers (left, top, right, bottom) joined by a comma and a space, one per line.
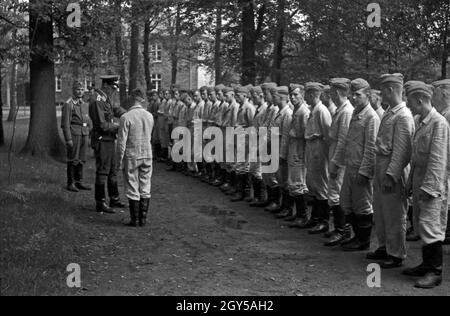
150, 43, 162, 63
56, 75, 62, 92
151, 74, 162, 91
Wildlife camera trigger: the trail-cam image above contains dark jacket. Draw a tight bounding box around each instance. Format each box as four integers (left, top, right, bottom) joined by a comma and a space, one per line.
61, 98, 92, 142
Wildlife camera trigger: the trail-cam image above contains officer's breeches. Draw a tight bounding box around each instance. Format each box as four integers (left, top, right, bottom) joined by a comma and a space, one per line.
340, 167, 374, 216
413, 168, 449, 245
123, 158, 153, 201
373, 156, 408, 259
95, 141, 118, 185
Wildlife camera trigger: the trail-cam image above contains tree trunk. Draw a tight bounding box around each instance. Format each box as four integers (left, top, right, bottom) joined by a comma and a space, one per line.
143, 21, 152, 93
114, 0, 128, 108
7, 62, 17, 122
171, 5, 182, 85
214, 3, 223, 84
129, 2, 140, 94
441, 6, 449, 79
22, 0, 64, 157
271, 0, 286, 84
240, 0, 257, 85
0, 62, 5, 147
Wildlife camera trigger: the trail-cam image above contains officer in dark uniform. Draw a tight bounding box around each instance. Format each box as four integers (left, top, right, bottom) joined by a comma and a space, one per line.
89, 75, 127, 213
61, 81, 92, 192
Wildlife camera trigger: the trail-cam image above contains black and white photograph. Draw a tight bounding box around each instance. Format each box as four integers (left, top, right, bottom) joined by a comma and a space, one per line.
1, 0, 450, 299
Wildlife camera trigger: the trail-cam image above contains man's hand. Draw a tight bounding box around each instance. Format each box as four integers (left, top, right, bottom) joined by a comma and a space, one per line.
329, 163, 338, 180
66, 140, 74, 148
419, 190, 433, 202
382, 174, 395, 194
356, 174, 369, 185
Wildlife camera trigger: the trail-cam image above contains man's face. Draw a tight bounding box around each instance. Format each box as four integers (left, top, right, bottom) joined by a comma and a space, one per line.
193, 91, 201, 103
252, 92, 262, 105
304, 91, 315, 106
208, 91, 217, 103
273, 94, 282, 106
173, 90, 180, 100
265, 91, 273, 104
201, 90, 208, 101
321, 91, 331, 106
236, 93, 246, 104
370, 95, 381, 110
225, 92, 234, 103
380, 86, 392, 105
73, 87, 84, 99
290, 89, 303, 106
164, 91, 170, 100
407, 95, 421, 116
352, 89, 370, 108
330, 88, 341, 105
216, 91, 224, 101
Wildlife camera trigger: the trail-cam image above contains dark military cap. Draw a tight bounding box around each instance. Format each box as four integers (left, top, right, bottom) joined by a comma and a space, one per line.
305, 82, 325, 92
215, 84, 226, 92
251, 86, 263, 95
330, 78, 351, 90
432, 79, 450, 92
235, 85, 249, 95
261, 82, 278, 91
351, 78, 371, 92
289, 84, 304, 93
100, 75, 120, 88
380, 73, 404, 86
405, 81, 433, 98
274, 86, 290, 96
223, 86, 234, 94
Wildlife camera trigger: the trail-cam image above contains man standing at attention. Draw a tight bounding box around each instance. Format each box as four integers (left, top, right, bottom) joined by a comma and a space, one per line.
117, 89, 154, 228
367, 74, 415, 269
403, 81, 449, 289
338, 79, 380, 252
62, 81, 92, 193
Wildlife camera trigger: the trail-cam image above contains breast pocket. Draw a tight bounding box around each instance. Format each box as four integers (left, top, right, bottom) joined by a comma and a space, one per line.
417, 133, 431, 154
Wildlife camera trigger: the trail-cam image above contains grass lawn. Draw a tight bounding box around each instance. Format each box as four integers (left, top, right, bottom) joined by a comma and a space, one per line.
0, 118, 88, 296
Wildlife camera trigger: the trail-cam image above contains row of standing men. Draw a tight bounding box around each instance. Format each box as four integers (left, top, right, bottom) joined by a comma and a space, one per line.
149, 75, 450, 289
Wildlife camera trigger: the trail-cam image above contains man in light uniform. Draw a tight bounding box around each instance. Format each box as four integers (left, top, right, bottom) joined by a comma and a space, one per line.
367, 73, 415, 268
286, 84, 310, 226
259, 83, 280, 210
212, 85, 229, 187
200, 86, 212, 182
231, 85, 256, 202
431, 79, 450, 246
338, 79, 380, 252
302, 83, 332, 234
322, 85, 337, 116
154, 90, 170, 162
325, 78, 354, 246
403, 81, 449, 289
116, 89, 154, 228
166, 86, 182, 172
205, 87, 222, 184
370, 89, 385, 119
221, 87, 240, 195
186, 89, 204, 177
248, 86, 269, 206
270, 86, 294, 218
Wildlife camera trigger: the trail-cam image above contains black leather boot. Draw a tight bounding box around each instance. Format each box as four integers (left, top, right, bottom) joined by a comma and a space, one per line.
231, 174, 245, 202
341, 214, 357, 246
415, 242, 443, 289
366, 247, 388, 261
126, 199, 139, 227
95, 184, 115, 214
139, 198, 150, 227
67, 164, 79, 192
108, 180, 126, 208
324, 205, 346, 246
226, 172, 238, 196
249, 177, 262, 206
343, 214, 372, 252
276, 191, 294, 219
309, 200, 330, 235
288, 195, 309, 227
74, 164, 91, 191
265, 187, 282, 213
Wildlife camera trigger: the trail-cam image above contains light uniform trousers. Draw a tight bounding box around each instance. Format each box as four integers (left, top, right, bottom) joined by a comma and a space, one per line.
327, 141, 345, 207
287, 139, 307, 196
373, 156, 408, 259
413, 167, 449, 245
305, 139, 329, 200
123, 158, 153, 201
340, 167, 374, 216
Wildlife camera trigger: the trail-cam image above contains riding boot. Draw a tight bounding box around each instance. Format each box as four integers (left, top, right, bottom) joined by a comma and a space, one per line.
66, 163, 79, 192
74, 164, 91, 191
125, 199, 139, 227
276, 190, 294, 219
95, 184, 114, 214
415, 242, 443, 289
231, 174, 245, 202
139, 198, 151, 227
265, 187, 281, 213
108, 180, 126, 208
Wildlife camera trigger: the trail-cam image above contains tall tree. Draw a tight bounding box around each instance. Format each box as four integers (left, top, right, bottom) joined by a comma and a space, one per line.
114, 0, 128, 108
128, 0, 140, 93
22, 0, 64, 157
0, 62, 4, 147
271, 0, 286, 84
214, 2, 223, 84
7, 62, 17, 122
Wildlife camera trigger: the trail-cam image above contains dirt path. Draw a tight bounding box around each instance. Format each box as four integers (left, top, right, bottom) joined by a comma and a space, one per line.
65, 161, 450, 296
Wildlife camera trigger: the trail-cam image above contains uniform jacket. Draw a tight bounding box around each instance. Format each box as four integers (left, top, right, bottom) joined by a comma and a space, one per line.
89, 89, 126, 141
187, 101, 204, 128
208, 100, 221, 125
236, 100, 256, 128
330, 100, 354, 168
222, 100, 239, 127
117, 103, 154, 165
273, 105, 294, 160
252, 102, 269, 129
62, 97, 92, 142
305, 101, 332, 142
375, 102, 415, 182
338, 103, 380, 178
412, 108, 450, 198
289, 102, 310, 161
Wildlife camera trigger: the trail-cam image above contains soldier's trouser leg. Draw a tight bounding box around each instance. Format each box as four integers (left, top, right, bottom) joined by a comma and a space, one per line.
340, 167, 374, 217
123, 159, 153, 201
374, 172, 408, 260
306, 140, 329, 202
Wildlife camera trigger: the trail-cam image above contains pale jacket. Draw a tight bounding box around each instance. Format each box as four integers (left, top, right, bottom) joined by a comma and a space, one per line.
117, 104, 154, 166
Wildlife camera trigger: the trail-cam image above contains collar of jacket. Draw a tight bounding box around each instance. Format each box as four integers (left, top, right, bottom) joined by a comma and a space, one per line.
129, 104, 144, 111
335, 99, 352, 115
352, 103, 372, 121
294, 102, 308, 116
387, 102, 407, 114
420, 107, 437, 126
